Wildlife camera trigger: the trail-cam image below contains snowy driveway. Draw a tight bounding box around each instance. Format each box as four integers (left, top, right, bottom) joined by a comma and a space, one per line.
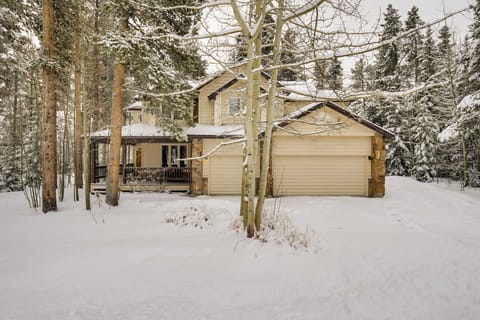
0, 177, 479, 320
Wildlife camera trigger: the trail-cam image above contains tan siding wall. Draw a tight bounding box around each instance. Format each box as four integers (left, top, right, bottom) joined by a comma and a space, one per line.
198, 71, 237, 125
197, 65, 280, 126
138, 143, 162, 167
275, 106, 376, 137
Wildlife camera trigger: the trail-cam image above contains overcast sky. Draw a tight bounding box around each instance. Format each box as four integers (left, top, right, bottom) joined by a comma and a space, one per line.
361, 0, 473, 39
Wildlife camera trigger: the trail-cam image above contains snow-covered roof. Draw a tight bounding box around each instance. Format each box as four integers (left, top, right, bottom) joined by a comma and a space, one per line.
280, 80, 344, 101
91, 123, 170, 138
91, 123, 244, 139
275, 101, 394, 138
124, 101, 143, 110
186, 124, 244, 137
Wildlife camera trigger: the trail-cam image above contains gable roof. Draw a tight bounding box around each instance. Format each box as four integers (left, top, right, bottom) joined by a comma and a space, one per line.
194, 62, 282, 95
275, 101, 394, 139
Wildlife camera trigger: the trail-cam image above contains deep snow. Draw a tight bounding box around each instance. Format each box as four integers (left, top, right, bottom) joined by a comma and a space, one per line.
1, 177, 479, 320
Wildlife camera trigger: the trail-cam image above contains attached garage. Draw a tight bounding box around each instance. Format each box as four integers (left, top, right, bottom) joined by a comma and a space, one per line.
270, 102, 392, 197
272, 136, 371, 196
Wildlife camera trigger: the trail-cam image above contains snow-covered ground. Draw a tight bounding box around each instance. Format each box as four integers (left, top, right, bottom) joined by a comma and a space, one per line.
1, 177, 479, 320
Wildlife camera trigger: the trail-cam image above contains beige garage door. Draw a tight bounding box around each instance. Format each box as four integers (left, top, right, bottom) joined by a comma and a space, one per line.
209, 155, 243, 194
272, 136, 371, 196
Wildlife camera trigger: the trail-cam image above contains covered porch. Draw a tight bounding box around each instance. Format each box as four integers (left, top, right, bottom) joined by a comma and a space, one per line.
90, 126, 192, 193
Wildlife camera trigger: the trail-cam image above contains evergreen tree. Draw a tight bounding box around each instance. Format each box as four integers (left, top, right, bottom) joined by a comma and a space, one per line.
453, 0, 480, 186
326, 57, 343, 90
412, 27, 439, 182
375, 4, 403, 91
374, 4, 413, 176
102, 0, 206, 205
403, 6, 424, 85
314, 60, 327, 90
278, 28, 302, 81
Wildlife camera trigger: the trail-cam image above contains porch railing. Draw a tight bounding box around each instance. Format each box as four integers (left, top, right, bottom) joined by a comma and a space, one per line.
93, 166, 191, 185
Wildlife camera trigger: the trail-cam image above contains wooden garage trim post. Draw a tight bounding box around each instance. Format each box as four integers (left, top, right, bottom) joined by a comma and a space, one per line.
369, 134, 386, 197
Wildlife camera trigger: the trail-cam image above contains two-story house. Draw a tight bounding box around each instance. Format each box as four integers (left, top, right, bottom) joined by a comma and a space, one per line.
90, 64, 392, 197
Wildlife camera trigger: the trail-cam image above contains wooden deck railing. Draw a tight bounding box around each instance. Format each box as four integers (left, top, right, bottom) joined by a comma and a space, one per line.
93, 166, 191, 184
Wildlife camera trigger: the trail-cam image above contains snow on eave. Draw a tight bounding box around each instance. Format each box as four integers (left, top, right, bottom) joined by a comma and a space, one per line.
91, 123, 171, 138
279, 80, 350, 102
274, 101, 394, 139
186, 124, 244, 137
124, 101, 143, 111
90, 123, 244, 140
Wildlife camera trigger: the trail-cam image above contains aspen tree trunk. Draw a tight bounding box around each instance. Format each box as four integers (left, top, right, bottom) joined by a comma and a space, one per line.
105, 17, 128, 206
255, 0, 284, 229
41, 0, 57, 213
73, 0, 83, 199
244, 37, 256, 237
232, 0, 267, 237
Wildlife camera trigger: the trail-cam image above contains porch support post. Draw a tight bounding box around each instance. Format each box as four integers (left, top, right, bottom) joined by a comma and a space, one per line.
369, 134, 386, 197
90, 141, 96, 183
191, 138, 203, 195
121, 141, 127, 184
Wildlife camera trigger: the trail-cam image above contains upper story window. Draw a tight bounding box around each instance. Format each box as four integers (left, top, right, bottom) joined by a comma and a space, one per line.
228, 97, 245, 116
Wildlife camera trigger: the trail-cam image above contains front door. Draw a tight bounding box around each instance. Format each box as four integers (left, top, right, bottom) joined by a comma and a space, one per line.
135, 148, 142, 167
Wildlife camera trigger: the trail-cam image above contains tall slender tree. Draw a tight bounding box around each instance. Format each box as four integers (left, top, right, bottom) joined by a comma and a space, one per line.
41, 0, 57, 212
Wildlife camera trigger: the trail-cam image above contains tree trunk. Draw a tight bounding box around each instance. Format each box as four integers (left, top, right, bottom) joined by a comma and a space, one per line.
74, 0, 83, 198
41, 0, 57, 213
255, 0, 284, 229
82, 44, 91, 210
105, 17, 128, 206
92, 0, 100, 132
59, 70, 71, 202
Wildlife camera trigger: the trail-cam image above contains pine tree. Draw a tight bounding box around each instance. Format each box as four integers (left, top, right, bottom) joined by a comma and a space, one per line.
453, 0, 480, 186
314, 60, 327, 90
412, 27, 439, 182
278, 28, 302, 81
374, 4, 413, 176
326, 56, 343, 90
403, 6, 424, 85
102, 0, 206, 205
351, 58, 367, 91
375, 4, 403, 91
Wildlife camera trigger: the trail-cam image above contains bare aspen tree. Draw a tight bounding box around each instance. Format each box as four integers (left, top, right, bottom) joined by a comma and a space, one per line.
41, 0, 57, 213
255, 0, 284, 229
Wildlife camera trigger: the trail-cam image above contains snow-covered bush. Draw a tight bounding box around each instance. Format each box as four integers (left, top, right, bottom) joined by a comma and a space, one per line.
164, 203, 224, 229
231, 210, 315, 250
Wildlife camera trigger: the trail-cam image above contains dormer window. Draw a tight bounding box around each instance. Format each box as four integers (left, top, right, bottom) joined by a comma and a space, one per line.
229, 97, 244, 116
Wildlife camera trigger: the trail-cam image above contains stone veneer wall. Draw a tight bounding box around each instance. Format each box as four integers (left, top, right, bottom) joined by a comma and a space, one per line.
369, 134, 386, 197
191, 138, 203, 195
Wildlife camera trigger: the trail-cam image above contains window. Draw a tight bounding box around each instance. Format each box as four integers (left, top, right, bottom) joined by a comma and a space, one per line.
162, 145, 189, 167
228, 97, 244, 116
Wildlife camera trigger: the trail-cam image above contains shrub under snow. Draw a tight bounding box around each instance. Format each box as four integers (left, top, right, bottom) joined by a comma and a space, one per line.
164, 202, 225, 229
231, 209, 315, 250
